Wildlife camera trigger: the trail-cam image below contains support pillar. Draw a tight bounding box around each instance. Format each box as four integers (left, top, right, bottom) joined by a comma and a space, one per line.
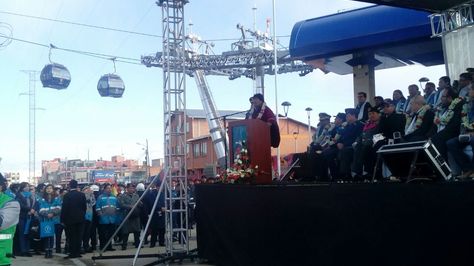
347, 52, 379, 106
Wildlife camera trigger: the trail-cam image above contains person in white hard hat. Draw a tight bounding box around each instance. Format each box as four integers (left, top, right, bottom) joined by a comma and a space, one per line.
136, 183, 145, 193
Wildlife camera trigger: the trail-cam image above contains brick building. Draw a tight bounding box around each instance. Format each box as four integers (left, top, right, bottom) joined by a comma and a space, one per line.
180, 109, 315, 179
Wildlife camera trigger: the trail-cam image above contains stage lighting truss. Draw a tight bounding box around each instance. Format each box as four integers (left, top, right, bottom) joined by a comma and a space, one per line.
430, 2, 474, 37
141, 48, 313, 80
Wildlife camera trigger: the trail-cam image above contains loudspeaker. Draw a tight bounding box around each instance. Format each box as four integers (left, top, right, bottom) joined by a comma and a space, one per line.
376, 140, 452, 180
291, 152, 330, 181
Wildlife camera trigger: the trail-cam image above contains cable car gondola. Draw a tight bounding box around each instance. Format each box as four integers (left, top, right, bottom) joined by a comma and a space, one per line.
40, 63, 71, 90
97, 73, 125, 98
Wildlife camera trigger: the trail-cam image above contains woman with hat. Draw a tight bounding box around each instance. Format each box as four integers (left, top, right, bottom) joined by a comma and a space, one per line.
249, 93, 281, 148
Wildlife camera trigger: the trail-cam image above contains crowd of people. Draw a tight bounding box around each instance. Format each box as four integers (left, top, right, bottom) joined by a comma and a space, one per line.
0, 175, 196, 265
309, 71, 474, 181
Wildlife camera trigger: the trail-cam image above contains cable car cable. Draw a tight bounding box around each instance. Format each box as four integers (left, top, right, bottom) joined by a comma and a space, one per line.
0, 10, 162, 38
0, 10, 290, 43
7, 36, 142, 65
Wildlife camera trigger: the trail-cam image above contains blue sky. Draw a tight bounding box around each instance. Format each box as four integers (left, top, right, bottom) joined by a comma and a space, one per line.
0, 0, 446, 178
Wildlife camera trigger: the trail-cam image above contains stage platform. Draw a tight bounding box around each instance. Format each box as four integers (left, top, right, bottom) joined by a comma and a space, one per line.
195, 182, 474, 266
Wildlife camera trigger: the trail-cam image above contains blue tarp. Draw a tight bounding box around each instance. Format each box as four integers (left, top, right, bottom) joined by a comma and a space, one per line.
289, 5, 443, 69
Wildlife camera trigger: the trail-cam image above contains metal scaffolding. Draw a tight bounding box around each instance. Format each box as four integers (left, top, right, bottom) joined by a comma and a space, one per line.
430, 2, 474, 37
157, 0, 189, 256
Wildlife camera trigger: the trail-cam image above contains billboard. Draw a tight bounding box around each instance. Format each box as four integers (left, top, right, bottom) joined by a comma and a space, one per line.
92, 170, 115, 183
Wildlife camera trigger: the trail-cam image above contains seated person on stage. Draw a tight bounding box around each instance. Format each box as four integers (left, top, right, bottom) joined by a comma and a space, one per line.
447, 86, 474, 179
373, 96, 385, 113
352, 106, 381, 180
355, 92, 372, 122
376, 99, 406, 147
309, 112, 333, 153
249, 93, 281, 148
337, 108, 364, 180
431, 88, 463, 159
322, 112, 346, 179
392, 89, 407, 114
404, 95, 435, 142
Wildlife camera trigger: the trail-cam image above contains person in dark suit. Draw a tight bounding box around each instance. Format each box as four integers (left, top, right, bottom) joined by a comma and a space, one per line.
60, 180, 86, 259
355, 92, 372, 122
404, 95, 435, 142
431, 88, 463, 159
337, 108, 364, 180
143, 181, 166, 247
377, 99, 406, 142
372, 100, 407, 179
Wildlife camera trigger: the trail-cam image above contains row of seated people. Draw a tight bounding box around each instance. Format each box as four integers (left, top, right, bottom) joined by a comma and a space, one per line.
307, 86, 474, 181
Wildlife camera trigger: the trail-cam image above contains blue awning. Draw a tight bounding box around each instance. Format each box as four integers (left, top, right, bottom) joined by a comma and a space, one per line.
289, 5, 443, 74
352, 0, 466, 13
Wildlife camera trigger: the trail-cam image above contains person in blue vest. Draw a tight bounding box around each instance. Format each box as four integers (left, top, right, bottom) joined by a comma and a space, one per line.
54, 188, 66, 254
81, 186, 95, 253
37, 184, 61, 258
0, 173, 20, 266
15, 182, 36, 257
96, 183, 118, 251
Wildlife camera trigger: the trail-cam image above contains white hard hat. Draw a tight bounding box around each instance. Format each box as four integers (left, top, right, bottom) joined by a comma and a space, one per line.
90, 185, 100, 192
136, 183, 145, 191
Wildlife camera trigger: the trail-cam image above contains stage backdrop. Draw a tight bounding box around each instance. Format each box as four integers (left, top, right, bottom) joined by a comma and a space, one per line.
195, 182, 474, 266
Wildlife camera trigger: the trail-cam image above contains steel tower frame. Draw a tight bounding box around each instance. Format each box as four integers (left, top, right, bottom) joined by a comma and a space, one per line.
157, 0, 189, 256
21, 70, 39, 184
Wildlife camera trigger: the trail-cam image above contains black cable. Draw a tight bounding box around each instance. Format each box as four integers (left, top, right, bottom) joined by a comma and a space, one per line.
7, 36, 143, 65
0, 10, 290, 43
0, 10, 162, 38
204, 35, 290, 42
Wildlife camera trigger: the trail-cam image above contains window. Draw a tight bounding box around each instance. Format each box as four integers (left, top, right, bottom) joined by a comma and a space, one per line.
176, 144, 181, 154
186, 144, 190, 155
186, 122, 190, 133
193, 143, 200, 157
201, 142, 207, 156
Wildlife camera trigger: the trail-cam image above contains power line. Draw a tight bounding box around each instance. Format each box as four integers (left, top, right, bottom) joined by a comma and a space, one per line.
0, 10, 162, 38
0, 10, 290, 43
7, 36, 143, 65
203, 35, 290, 42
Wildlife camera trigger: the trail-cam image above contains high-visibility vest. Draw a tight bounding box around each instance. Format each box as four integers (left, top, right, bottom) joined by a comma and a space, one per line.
0, 193, 16, 266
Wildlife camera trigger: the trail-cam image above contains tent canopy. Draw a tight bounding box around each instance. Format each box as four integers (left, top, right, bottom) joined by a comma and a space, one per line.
289, 5, 443, 74
353, 0, 467, 13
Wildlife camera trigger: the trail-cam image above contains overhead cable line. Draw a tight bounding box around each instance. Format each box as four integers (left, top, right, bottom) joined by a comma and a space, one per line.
204, 35, 290, 42
7, 36, 143, 65
0, 10, 162, 38
0, 10, 290, 43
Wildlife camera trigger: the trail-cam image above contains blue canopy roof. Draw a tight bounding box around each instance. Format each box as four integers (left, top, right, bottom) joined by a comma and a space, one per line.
289, 5, 443, 74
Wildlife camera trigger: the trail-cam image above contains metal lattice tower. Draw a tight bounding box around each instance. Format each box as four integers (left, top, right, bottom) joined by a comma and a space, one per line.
157, 0, 189, 256
21, 70, 39, 184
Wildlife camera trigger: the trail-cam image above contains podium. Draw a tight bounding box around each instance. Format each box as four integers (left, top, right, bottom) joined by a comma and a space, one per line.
228, 119, 272, 184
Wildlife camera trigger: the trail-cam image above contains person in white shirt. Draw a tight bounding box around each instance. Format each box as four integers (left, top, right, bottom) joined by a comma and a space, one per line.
404, 84, 421, 114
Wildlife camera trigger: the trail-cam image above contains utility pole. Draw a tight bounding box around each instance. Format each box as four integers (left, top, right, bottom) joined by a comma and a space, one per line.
145, 139, 150, 180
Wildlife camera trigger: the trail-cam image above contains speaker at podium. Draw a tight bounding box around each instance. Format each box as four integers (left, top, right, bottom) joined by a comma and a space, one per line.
228, 119, 272, 184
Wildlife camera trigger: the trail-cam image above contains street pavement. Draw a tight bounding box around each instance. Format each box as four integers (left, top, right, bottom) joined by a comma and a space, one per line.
13, 231, 210, 266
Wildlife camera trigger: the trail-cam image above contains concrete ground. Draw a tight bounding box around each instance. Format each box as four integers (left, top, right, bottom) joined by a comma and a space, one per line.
13, 230, 211, 266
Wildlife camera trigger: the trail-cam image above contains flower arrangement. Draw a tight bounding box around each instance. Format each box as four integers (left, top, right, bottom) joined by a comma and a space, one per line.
405, 104, 430, 133
218, 142, 260, 184
461, 98, 474, 132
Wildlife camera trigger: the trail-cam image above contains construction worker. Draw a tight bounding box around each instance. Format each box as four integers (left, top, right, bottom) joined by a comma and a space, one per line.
0, 173, 20, 266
